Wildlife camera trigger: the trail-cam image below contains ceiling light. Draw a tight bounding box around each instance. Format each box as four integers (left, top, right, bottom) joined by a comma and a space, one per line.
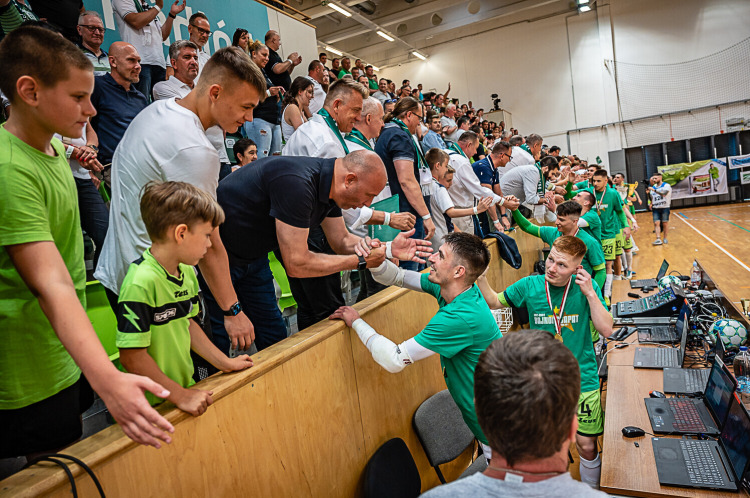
328, 3, 352, 17
371, 66, 380, 71
325, 45, 343, 56
579, 5, 591, 12
412, 51, 427, 60
376, 30, 394, 42
577, 0, 590, 4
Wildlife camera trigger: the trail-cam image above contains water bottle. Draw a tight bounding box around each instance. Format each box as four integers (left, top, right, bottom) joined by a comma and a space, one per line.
690, 261, 702, 287
734, 346, 750, 408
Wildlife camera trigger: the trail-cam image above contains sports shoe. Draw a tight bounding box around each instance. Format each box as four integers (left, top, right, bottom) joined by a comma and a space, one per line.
624, 270, 633, 279
663, 239, 668, 244
652, 239, 662, 245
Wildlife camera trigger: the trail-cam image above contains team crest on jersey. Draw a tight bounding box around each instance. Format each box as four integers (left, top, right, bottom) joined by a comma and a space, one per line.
154, 308, 177, 323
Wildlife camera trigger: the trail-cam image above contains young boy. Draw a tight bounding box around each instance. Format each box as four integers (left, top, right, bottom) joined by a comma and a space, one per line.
426, 148, 491, 251
117, 181, 253, 416
0, 26, 173, 456
476, 236, 613, 488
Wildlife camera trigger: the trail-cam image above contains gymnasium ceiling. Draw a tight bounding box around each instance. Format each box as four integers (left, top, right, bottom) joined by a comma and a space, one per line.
293, 0, 583, 69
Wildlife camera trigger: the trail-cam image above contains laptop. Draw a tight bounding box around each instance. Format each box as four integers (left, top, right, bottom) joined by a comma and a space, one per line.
645, 359, 737, 436
653, 394, 750, 491
631, 259, 669, 289
663, 339, 725, 394
633, 313, 688, 369
638, 302, 691, 344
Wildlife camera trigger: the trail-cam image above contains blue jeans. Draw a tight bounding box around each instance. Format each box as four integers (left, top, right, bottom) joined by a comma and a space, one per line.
243, 118, 281, 158
133, 64, 165, 102
652, 208, 670, 223
74, 177, 109, 267
199, 256, 287, 354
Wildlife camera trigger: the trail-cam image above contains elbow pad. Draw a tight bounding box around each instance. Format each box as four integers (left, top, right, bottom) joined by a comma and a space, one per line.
369, 260, 404, 287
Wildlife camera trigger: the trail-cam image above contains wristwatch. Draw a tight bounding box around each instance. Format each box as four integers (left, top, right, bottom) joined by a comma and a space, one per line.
222, 301, 242, 317
357, 254, 367, 271
86, 144, 99, 153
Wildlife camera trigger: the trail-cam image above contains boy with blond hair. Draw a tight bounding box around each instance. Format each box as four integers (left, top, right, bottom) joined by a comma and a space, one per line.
117, 182, 253, 416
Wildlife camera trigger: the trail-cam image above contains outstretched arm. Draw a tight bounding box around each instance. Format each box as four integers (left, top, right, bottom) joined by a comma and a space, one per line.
512, 208, 541, 237
369, 259, 423, 292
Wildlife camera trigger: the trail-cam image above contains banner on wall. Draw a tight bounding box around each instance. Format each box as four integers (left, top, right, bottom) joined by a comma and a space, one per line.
657, 159, 728, 200
83, 0, 270, 59
728, 153, 750, 170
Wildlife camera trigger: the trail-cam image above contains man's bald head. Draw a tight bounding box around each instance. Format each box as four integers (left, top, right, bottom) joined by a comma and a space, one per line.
109, 41, 134, 58
333, 151, 387, 209
108, 42, 141, 86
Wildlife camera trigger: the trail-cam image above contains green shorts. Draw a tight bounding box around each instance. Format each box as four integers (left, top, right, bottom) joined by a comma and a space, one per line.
602, 238, 616, 261
615, 231, 624, 256
577, 389, 604, 436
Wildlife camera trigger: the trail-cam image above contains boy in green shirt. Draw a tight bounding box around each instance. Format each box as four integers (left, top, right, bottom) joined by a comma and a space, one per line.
0, 26, 173, 457
574, 190, 603, 242
117, 182, 253, 416
476, 236, 613, 488
329, 233, 500, 456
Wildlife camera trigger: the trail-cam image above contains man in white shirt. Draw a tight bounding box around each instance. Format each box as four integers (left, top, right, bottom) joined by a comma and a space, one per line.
153, 40, 232, 178
166, 12, 211, 81
95, 47, 265, 353
647, 172, 672, 245
441, 103, 459, 144
447, 132, 518, 234
111, 0, 185, 99
507, 133, 542, 169
305, 60, 327, 115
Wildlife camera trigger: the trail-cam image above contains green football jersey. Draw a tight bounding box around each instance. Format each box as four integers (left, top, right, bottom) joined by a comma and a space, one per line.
414, 273, 501, 445
116, 249, 201, 405
591, 187, 625, 239
580, 210, 602, 242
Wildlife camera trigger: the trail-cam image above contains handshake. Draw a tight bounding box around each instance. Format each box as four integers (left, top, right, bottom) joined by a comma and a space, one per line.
352, 228, 433, 268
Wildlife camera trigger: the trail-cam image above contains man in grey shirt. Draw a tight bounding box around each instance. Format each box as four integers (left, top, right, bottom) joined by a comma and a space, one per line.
421, 330, 608, 497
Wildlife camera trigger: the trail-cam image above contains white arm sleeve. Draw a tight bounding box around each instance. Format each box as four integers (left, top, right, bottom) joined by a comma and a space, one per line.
352, 319, 435, 373
369, 260, 423, 291
342, 206, 373, 230
578, 218, 590, 228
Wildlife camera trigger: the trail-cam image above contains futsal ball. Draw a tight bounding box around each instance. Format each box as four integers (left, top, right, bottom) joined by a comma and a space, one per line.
658, 275, 682, 291
709, 319, 747, 350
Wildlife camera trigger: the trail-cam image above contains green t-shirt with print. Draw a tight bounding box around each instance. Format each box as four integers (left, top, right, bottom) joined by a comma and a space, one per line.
0, 126, 85, 409
537, 226, 606, 276
590, 187, 626, 239
500, 274, 606, 392
116, 249, 200, 405
414, 273, 501, 445
580, 210, 602, 242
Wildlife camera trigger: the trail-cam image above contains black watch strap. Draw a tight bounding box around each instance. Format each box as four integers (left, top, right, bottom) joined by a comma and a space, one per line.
357, 254, 367, 271
222, 301, 242, 317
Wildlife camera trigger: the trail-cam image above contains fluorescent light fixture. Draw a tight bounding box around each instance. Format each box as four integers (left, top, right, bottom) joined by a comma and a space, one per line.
579, 5, 591, 12
376, 30, 394, 42
328, 3, 352, 17
577, 0, 589, 4
325, 45, 343, 56
371, 66, 380, 71
412, 51, 427, 60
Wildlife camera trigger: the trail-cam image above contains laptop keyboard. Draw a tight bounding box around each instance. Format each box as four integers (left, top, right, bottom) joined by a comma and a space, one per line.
685, 370, 709, 393
633, 278, 658, 287
655, 347, 675, 367
679, 439, 725, 487
668, 399, 707, 433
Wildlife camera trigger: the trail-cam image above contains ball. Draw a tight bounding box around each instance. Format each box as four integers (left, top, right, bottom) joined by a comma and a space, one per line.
658, 275, 682, 291
709, 319, 747, 350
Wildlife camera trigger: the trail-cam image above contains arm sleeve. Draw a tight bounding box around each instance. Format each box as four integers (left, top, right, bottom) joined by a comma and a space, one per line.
0, 3, 23, 34
578, 217, 589, 228
342, 207, 373, 230
112, 0, 138, 16
369, 260, 423, 292
351, 319, 435, 373
0, 162, 54, 247
511, 209, 541, 237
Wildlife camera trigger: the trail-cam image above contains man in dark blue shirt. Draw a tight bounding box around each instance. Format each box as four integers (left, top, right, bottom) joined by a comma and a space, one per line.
90, 42, 148, 166
472, 140, 513, 233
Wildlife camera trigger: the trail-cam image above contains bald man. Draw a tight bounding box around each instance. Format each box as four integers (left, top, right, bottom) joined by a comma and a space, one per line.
264, 29, 301, 91
212, 150, 432, 351
90, 42, 148, 167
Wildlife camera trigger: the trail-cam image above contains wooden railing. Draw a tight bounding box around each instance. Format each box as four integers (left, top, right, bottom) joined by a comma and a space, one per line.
256, 0, 316, 28
0, 232, 543, 497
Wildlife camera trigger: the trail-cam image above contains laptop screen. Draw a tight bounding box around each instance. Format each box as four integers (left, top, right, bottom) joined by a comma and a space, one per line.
656, 260, 669, 280
720, 395, 750, 481
676, 302, 691, 364
705, 361, 738, 428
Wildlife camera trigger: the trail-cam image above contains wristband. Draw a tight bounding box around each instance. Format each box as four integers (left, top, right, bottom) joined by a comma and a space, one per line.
493, 219, 502, 225
383, 211, 391, 227
168, 12, 176, 19
421, 213, 431, 221
473, 206, 478, 215
64, 145, 75, 159
152, 5, 161, 12
498, 197, 505, 206
385, 241, 393, 260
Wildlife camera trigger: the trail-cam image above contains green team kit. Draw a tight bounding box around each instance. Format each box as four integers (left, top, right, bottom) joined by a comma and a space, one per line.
588, 187, 628, 261
499, 275, 607, 436
116, 249, 201, 405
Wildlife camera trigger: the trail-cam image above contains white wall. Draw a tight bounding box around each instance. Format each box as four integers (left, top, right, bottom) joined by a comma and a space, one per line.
267, 11, 318, 82
378, 0, 750, 168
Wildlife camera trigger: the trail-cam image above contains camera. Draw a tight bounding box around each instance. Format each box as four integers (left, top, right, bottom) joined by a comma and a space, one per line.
491, 94, 502, 111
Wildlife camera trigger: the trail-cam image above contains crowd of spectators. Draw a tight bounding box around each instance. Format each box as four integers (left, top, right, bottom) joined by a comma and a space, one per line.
0, 4, 662, 494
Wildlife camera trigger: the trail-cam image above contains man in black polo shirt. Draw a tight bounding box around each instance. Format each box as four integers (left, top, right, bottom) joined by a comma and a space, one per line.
264, 29, 301, 91
206, 150, 432, 353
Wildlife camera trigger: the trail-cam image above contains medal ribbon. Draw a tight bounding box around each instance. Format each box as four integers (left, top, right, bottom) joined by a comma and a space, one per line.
545, 278, 572, 338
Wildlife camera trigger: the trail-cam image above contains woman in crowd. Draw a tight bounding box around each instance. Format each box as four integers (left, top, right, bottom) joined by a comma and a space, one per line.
281, 76, 314, 142
232, 28, 250, 54
243, 40, 284, 158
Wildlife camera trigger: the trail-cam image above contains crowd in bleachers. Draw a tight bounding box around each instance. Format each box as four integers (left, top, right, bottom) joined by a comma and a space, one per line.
0, 3, 674, 494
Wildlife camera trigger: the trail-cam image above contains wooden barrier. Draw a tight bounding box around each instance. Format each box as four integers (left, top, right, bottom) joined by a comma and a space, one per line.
0, 232, 543, 497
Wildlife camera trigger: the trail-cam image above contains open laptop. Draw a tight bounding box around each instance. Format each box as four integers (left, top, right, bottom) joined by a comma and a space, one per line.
633, 313, 688, 369
663, 339, 725, 394
645, 359, 737, 436
653, 394, 750, 491
631, 259, 668, 289
638, 301, 691, 344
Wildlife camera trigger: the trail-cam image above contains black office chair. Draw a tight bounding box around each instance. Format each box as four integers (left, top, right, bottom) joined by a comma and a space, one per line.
413, 390, 486, 483
363, 438, 421, 498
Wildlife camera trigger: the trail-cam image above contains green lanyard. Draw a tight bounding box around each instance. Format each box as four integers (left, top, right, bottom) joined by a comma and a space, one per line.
521, 143, 544, 196
448, 141, 466, 158
392, 119, 428, 172
344, 128, 372, 151
318, 108, 349, 154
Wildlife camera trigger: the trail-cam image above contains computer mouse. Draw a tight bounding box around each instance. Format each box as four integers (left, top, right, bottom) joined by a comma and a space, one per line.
622, 426, 645, 438
649, 390, 666, 398
642, 286, 654, 292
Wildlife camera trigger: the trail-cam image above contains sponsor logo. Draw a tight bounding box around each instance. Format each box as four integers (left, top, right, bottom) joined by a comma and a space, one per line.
154, 308, 177, 323
174, 289, 189, 298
